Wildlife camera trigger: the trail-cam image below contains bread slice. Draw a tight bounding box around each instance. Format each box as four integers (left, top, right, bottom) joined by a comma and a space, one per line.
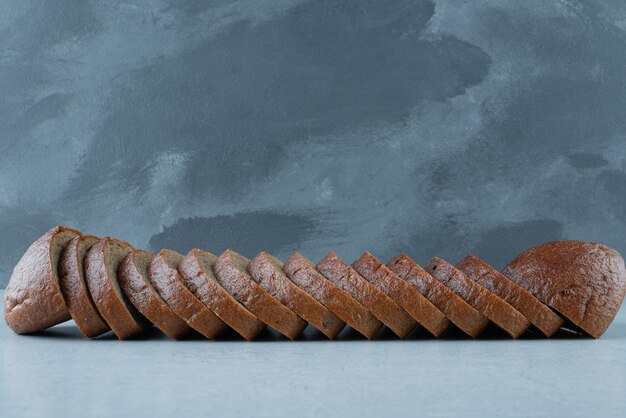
84, 238, 148, 339
213, 250, 307, 340
283, 252, 381, 339
503, 240, 626, 338
149, 249, 227, 339
179, 249, 266, 341
352, 252, 450, 337
387, 254, 489, 338
457, 255, 564, 337
118, 250, 191, 339
316, 252, 417, 338
247, 252, 345, 339
59, 235, 110, 337
426, 257, 530, 338
4, 225, 81, 334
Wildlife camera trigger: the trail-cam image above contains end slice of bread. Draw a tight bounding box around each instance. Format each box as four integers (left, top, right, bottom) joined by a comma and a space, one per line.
503, 240, 626, 338
4, 225, 81, 334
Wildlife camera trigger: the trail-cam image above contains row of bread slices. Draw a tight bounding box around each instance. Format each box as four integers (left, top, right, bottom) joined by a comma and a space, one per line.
4, 226, 626, 339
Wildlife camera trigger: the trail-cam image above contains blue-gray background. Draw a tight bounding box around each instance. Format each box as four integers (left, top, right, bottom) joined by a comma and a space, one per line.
2, 0, 626, 287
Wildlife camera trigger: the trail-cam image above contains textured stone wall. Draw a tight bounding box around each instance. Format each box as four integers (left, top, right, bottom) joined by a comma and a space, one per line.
2, 0, 626, 286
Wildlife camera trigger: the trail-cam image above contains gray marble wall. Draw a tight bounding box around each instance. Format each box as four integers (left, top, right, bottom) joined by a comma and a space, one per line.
2, 0, 626, 287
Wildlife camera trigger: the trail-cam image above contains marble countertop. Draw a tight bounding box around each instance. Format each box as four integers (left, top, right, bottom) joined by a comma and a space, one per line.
1, 290, 625, 418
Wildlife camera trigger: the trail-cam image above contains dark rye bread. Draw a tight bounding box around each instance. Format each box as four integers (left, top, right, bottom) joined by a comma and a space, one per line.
118, 250, 191, 339
150, 249, 227, 339
426, 257, 530, 338
352, 252, 450, 337
388, 254, 489, 337
283, 252, 381, 339
503, 240, 626, 338
59, 235, 110, 338
316, 252, 418, 338
85, 238, 148, 339
247, 252, 344, 339
4, 226, 81, 334
457, 255, 564, 337
179, 249, 265, 341
213, 250, 307, 340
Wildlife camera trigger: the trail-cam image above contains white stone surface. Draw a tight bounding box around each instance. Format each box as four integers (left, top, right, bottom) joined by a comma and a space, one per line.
1, 290, 625, 418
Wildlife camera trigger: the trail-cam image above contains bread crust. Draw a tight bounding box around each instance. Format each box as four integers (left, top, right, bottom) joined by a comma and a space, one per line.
149, 249, 227, 339
59, 235, 110, 337
457, 255, 564, 337
426, 257, 530, 338
316, 252, 417, 338
388, 254, 489, 338
85, 238, 148, 339
352, 252, 450, 337
118, 250, 191, 339
503, 240, 626, 338
4, 225, 81, 334
248, 252, 344, 339
283, 252, 381, 339
179, 249, 265, 341
213, 250, 306, 340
